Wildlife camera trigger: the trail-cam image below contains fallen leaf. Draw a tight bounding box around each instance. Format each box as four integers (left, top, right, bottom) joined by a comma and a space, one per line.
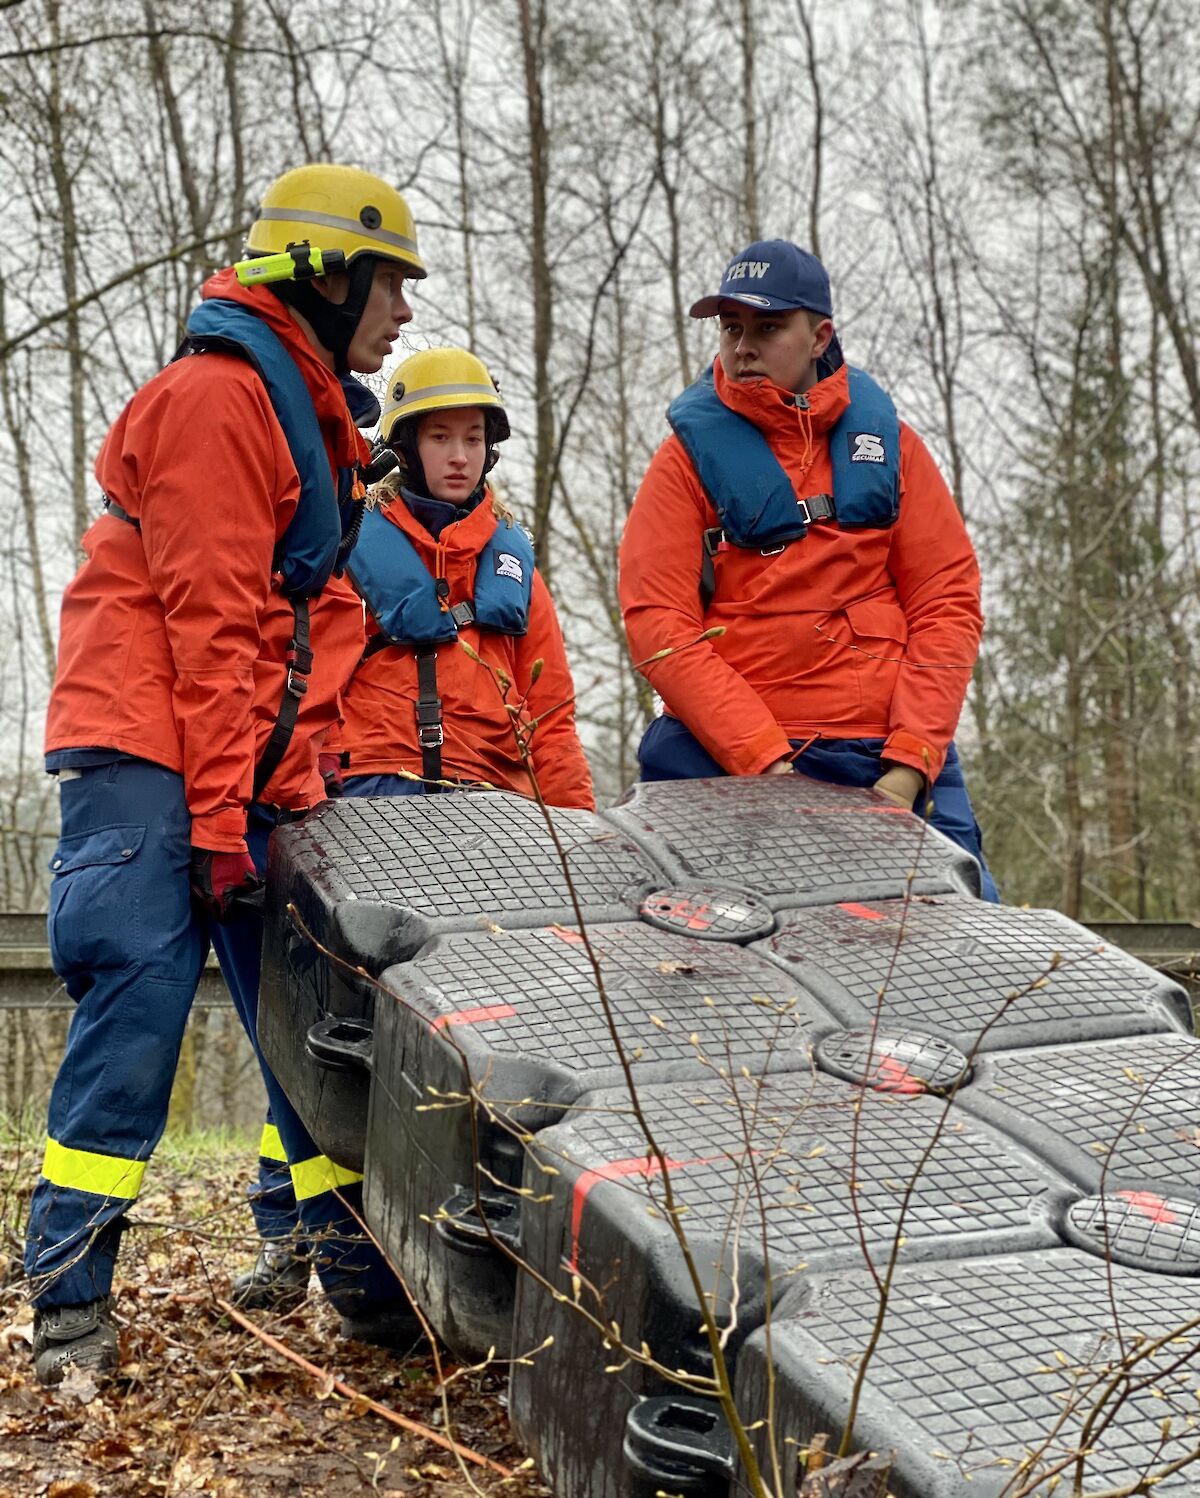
56, 1365, 100, 1407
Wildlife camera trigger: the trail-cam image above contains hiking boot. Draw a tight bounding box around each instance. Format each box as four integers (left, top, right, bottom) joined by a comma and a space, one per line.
231, 1240, 311, 1311
33, 1299, 118, 1387
339, 1299, 426, 1351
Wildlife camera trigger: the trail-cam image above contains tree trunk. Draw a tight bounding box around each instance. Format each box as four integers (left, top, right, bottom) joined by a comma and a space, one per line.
518, 0, 556, 579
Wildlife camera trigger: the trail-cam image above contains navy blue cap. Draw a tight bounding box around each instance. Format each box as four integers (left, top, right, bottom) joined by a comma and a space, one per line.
689, 239, 833, 320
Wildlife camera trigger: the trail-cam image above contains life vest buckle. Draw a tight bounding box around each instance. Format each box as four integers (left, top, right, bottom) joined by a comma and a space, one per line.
450, 601, 475, 628
415, 698, 444, 749
798, 493, 837, 527
285, 667, 309, 700
759, 543, 786, 557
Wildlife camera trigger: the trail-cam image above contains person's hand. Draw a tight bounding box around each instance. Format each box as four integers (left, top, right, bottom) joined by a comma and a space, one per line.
318, 752, 345, 798
873, 764, 924, 808
189, 848, 263, 921
761, 757, 793, 776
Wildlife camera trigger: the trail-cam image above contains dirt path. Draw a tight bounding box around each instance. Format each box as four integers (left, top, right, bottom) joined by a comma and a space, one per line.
0, 1139, 550, 1497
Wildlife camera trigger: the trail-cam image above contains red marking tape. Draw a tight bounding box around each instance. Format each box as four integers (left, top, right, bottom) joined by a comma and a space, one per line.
569, 1152, 724, 1269
430, 1003, 517, 1033
550, 926, 585, 945
871, 1054, 923, 1095
653, 897, 714, 931
839, 902, 886, 921
1116, 1190, 1178, 1225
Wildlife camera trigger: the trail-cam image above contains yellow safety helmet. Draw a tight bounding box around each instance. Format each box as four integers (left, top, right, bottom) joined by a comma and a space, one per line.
245, 163, 426, 279
381, 347, 510, 444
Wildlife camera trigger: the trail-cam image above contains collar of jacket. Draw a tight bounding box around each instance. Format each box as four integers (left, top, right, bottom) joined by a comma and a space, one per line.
380, 483, 499, 554
199, 267, 371, 470
712, 357, 851, 443
398, 484, 486, 540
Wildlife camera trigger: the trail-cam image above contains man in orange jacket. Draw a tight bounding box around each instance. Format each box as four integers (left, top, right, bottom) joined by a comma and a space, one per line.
619, 240, 997, 899
28, 165, 428, 1383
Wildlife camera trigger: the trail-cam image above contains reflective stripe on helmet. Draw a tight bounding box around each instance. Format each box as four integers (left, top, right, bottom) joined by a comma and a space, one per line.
41, 1138, 147, 1200
256, 205, 419, 256
391, 381, 501, 411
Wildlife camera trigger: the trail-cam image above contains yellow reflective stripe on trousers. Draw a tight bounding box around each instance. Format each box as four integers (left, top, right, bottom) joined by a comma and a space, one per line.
258, 1123, 288, 1163
291, 1154, 363, 1201
41, 1138, 147, 1200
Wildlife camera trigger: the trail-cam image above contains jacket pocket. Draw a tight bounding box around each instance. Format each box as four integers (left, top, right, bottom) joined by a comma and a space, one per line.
844, 597, 908, 720
48, 824, 147, 980
844, 596, 909, 647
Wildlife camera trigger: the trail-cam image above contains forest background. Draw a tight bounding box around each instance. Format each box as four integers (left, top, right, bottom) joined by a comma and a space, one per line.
1, 0, 1198, 926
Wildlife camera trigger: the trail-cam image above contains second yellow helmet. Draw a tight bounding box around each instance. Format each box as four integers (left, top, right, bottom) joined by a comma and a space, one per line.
382, 347, 510, 443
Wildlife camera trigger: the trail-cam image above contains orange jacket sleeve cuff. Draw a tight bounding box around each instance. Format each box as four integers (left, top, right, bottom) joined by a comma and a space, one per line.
189, 808, 249, 855
727, 724, 794, 777
882, 729, 943, 785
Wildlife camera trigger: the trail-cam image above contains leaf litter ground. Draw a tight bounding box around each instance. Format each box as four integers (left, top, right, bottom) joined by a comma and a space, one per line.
0, 1134, 550, 1497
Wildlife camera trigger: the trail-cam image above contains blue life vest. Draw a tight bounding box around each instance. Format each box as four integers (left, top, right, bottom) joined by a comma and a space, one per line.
347, 496, 535, 646
179, 301, 379, 598
667, 364, 901, 548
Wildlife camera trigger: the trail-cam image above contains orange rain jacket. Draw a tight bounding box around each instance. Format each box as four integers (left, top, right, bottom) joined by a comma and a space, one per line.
619, 358, 983, 784
44, 269, 372, 853
336, 484, 594, 810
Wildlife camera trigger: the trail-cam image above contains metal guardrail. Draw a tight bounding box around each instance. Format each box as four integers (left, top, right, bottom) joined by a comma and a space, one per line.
0, 912, 231, 1009
2, 912, 1197, 1008
1083, 921, 1200, 984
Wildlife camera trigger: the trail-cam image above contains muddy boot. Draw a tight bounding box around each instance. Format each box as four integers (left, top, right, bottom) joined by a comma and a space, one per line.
231, 1240, 311, 1312
33, 1299, 118, 1386
339, 1297, 427, 1351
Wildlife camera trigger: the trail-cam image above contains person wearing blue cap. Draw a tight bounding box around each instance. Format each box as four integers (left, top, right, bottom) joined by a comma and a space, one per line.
619, 239, 998, 900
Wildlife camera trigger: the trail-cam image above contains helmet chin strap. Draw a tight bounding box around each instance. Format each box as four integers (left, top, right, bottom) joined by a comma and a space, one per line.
271, 255, 380, 372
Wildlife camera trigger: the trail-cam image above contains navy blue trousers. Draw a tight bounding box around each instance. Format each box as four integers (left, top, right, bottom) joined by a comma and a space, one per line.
246, 772, 430, 1245
25, 759, 407, 1314
638, 716, 999, 902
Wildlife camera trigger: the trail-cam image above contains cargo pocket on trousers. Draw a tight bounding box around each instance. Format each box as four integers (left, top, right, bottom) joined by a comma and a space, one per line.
48, 824, 147, 980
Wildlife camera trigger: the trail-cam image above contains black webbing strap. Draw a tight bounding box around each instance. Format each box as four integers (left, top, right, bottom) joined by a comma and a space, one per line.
700, 527, 722, 614
698, 495, 838, 611
414, 646, 444, 785
253, 597, 312, 801
359, 633, 392, 666
102, 494, 140, 530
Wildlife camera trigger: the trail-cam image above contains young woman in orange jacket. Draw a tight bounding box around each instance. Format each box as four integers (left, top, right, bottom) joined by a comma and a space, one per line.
331, 347, 594, 810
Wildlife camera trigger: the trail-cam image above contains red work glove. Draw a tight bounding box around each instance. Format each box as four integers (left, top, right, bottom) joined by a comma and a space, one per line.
318, 752, 345, 799
189, 848, 263, 922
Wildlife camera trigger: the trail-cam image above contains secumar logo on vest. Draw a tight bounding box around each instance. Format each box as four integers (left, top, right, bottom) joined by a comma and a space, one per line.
495, 551, 524, 583
848, 431, 886, 464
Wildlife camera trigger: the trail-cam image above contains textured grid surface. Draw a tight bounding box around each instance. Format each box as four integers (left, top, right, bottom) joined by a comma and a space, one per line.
294, 792, 658, 922
751, 1250, 1200, 1495
762, 897, 1186, 1048
959, 1035, 1200, 1196
638, 887, 776, 942
1066, 1194, 1200, 1273
537, 1072, 1064, 1271
816, 1028, 972, 1093
401, 921, 821, 1069
606, 778, 979, 905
